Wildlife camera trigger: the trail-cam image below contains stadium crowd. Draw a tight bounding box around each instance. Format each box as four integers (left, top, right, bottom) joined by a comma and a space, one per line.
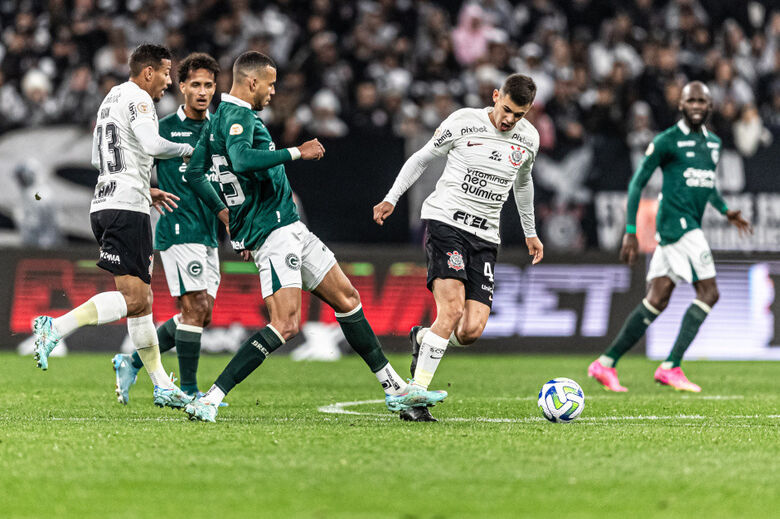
1, 0, 778, 246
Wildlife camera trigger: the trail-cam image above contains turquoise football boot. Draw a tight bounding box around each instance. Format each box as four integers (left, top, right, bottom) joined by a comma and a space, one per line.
32, 315, 61, 371
153, 386, 194, 409
385, 382, 448, 412
195, 391, 228, 407
112, 354, 139, 405
184, 398, 218, 423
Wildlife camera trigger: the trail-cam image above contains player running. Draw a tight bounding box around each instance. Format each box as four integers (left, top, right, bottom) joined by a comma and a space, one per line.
180, 51, 447, 422
373, 74, 544, 422
112, 53, 225, 405
588, 81, 752, 393
31, 44, 195, 409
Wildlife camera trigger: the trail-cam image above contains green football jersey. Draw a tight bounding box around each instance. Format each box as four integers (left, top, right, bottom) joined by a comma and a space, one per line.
187, 94, 299, 251
154, 107, 221, 250
626, 119, 728, 245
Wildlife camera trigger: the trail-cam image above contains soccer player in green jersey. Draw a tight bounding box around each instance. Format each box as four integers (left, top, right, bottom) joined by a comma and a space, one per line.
111, 53, 225, 405
588, 81, 752, 392
180, 51, 447, 422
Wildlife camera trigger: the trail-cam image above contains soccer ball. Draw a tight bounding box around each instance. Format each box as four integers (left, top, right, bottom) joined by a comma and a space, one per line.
537, 378, 585, 423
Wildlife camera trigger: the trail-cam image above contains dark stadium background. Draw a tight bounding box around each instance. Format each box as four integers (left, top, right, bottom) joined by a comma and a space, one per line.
0, 0, 778, 356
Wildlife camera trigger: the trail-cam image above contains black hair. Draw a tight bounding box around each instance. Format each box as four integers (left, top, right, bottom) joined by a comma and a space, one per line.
129, 43, 172, 77
501, 74, 537, 106
233, 51, 276, 80
177, 52, 220, 83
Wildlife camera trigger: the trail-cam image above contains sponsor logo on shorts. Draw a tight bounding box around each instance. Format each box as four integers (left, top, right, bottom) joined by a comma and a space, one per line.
700, 251, 713, 264
481, 284, 494, 293
446, 250, 465, 271
508, 145, 527, 166
187, 260, 203, 277
285, 253, 301, 270
100, 250, 120, 264
453, 210, 489, 230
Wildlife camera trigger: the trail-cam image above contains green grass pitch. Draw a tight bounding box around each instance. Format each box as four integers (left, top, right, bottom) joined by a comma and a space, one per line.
1, 351, 779, 518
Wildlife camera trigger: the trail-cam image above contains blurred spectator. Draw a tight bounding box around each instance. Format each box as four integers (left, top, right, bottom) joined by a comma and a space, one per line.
452, 3, 491, 66
733, 103, 773, 157
20, 69, 58, 127
13, 159, 64, 249
709, 58, 755, 107
0, 70, 27, 133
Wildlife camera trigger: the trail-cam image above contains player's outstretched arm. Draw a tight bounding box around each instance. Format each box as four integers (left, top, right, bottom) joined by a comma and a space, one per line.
372, 201, 395, 226
726, 209, 753, 236
184, 130, 226, 215
134, 118, 193, 159
149, 187, 180, 214
526, 236, 544, 264
619, 233, 639, 266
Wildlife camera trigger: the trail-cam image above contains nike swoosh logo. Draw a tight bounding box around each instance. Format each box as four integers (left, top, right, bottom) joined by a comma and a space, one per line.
467, 141, 483, 146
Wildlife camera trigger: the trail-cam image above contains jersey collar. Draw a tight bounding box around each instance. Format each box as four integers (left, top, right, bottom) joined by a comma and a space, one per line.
677, 119, 708, 137
221, 93, 253, 110
177, 105, 211, 121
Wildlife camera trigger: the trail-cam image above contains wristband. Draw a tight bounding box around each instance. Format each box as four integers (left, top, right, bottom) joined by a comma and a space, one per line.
626, 224, 637, 234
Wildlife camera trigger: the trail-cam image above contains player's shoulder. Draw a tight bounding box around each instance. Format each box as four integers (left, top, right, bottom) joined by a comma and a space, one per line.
704, 127, 721, 144
158, 112, 178, 127
510, 118, 540, 151
652, 124, 681, 148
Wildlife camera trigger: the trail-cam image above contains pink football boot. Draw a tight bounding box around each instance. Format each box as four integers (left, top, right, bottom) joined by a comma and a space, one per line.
587, 359, 628, 392
654, 366, 702, 392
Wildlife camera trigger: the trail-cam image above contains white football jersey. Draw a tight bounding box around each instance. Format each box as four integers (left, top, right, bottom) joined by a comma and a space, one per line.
90, 81, 159, 214
420, 107, 539, 244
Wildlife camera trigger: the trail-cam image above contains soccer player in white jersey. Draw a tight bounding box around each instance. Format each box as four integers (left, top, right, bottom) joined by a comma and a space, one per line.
31, 44, 196, 410
374, 74, 544, 421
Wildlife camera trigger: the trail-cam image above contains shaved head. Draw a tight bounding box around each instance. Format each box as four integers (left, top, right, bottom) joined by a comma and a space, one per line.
681, 81, 712, 101
679, 81, 712, 130
233, 51, 276, 83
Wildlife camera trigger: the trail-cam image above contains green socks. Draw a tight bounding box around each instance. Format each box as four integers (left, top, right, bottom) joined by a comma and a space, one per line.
176, 324, 203, 394
214, 326, 285, 394
604, 299, 661, 366
666, 300, 711, 368
130, 316, 177, 369
335, 305, 389, 373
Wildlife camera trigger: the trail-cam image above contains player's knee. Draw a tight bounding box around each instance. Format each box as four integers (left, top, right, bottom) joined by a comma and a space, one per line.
647, 296, 669, 313
182, 293, 210, 326
272, 318, 300, 341
439, 304, 465, 327
335, 285, 361, 314
124, 290, 152, 317
459, 321, 485, 344
699, 287, 719, 307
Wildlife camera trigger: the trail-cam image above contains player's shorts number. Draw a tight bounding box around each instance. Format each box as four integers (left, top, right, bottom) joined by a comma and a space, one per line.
212, 154, 246, 207
484, 262, 494, 283
96, 122, 124, 174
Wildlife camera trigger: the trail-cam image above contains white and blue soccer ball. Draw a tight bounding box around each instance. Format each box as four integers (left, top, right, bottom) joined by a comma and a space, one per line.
538, 377, 585, 423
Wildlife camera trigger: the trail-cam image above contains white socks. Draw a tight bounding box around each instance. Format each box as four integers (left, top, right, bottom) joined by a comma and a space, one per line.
598, 355, 615, 368
417, 327, 467, 349
52, 291, 127, 337
375, 363, 407, 395
200, 385, 226, 406
128, 314, 174, 389
413, 331, 449, 389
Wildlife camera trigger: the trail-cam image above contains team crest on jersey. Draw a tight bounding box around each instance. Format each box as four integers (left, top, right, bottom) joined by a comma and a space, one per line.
508, 145, 527, 166
285, 253, 301, 271
138, 102, 151, 113
711, 149, 719, 163
187, 260, 203, 277
230, 123, 243, 135
446, 250, 465, 271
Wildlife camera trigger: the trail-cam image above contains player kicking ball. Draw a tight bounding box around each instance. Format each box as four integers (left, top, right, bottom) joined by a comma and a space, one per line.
588, 81, 752, 393
374, 74, 544, 421
32, 44, 195, 409
111, 53, 229, 406
180, 51, 447, 422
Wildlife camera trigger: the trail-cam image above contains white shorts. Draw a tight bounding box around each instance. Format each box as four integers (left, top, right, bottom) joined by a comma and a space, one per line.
159, 243, 221, 298
646, 229, 716, 284
251, 221, 337, 299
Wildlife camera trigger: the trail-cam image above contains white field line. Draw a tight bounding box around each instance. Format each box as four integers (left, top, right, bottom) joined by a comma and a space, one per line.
316, 399, 777, 424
